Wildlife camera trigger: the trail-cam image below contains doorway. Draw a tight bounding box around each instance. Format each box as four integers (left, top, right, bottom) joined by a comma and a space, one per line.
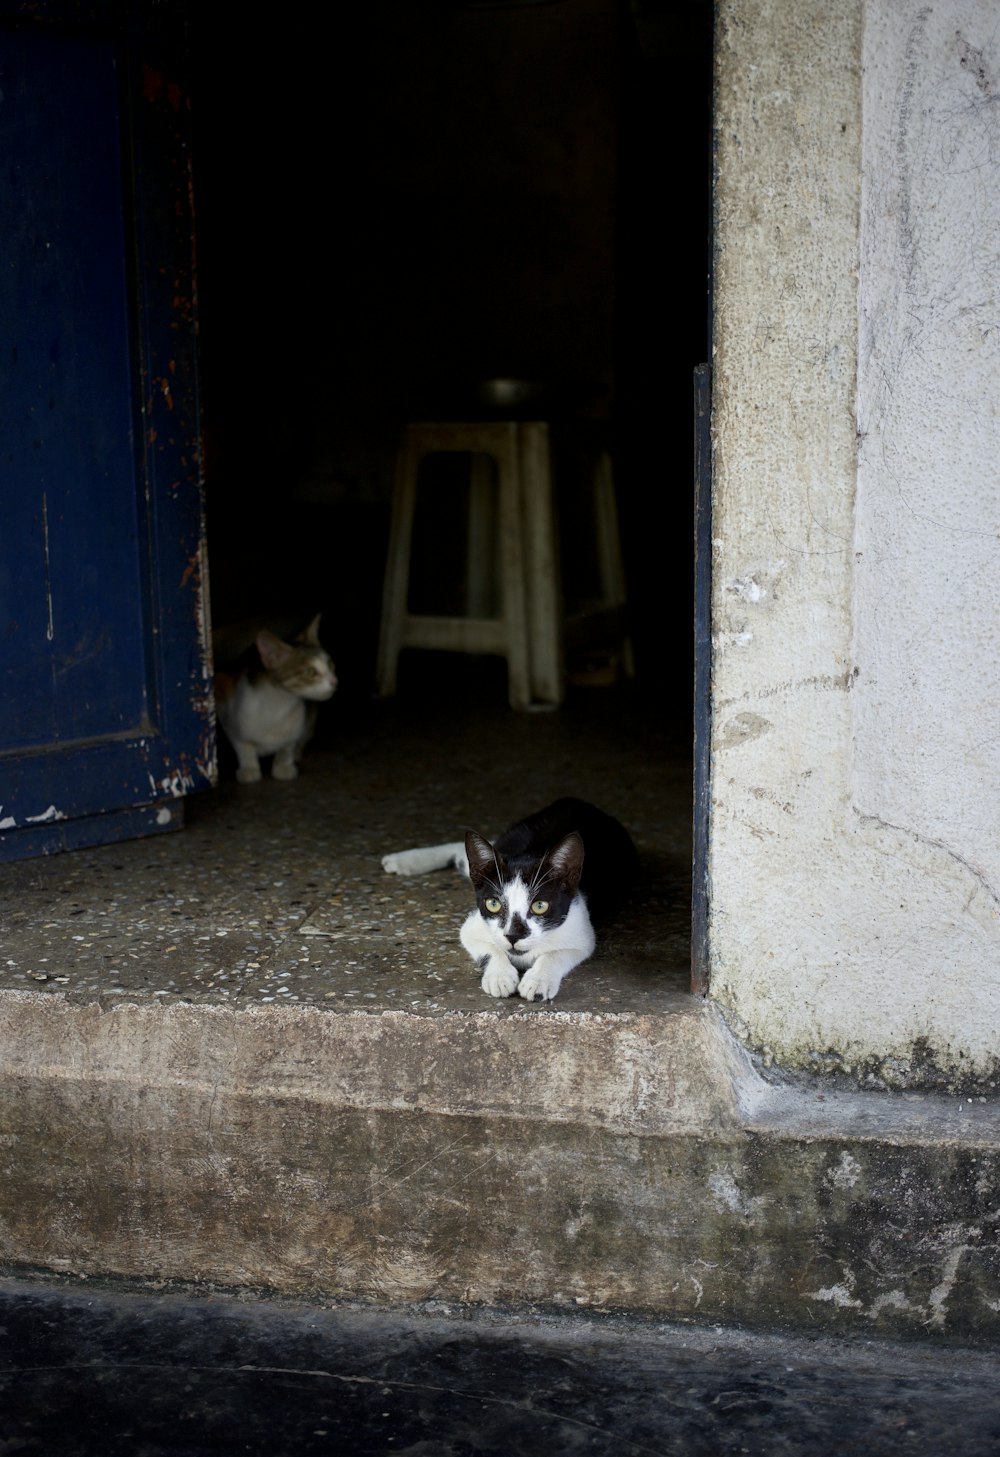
84, 0, 713, 1011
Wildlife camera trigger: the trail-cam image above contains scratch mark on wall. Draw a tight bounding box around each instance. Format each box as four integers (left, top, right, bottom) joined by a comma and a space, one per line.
853, 806, 1000, 913
41, 491, 54, 642
895, 6, 932, 294
717, 670, 856, 710
375, 1132, 471, 1189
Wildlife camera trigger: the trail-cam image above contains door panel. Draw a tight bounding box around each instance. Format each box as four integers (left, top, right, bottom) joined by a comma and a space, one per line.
0, 4, 215, 861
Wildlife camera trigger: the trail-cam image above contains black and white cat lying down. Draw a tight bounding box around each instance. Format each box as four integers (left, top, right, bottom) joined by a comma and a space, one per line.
382, 798, 639, 1002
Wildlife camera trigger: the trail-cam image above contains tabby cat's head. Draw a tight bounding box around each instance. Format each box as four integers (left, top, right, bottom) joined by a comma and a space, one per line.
256, 614, 338, 701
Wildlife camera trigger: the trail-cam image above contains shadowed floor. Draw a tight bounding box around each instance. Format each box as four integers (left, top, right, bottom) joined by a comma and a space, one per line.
0, 673, 692, 1014
2, 1278, 999, 1456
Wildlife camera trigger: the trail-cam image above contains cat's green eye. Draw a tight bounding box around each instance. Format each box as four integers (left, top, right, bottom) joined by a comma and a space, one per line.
531, 898, 549, 915
484, 896, 502, 914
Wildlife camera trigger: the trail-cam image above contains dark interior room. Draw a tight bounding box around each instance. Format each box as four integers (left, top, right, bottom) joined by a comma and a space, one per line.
189, 0, 713, 732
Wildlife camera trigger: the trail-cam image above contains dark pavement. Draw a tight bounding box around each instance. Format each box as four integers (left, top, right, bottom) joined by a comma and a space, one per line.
1, 1279, 999, 1455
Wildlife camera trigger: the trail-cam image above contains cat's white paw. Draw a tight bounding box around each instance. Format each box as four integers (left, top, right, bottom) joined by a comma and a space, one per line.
381, 851, 409, 875
236, 766, 262, 784
272, 761, 299, 781
481, 960, 519, 998
518, 967, 563, 1002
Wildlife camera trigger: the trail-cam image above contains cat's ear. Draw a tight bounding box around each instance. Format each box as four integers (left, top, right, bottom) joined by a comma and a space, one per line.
299, 614, 322, 646
465, 829, 504, 888
545, 831, 585, 891
256, 629, 294, 670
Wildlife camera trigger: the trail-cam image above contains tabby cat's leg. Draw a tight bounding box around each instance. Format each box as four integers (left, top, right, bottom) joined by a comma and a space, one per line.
232, 740, 263, 784
271, 744, 299, 781
295, 705, 318, 764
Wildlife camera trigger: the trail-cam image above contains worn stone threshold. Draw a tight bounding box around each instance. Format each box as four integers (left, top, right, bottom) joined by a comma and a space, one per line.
2, 982, 1000, 1342
2, 692, 998, 1342
3, 983, 998, 1145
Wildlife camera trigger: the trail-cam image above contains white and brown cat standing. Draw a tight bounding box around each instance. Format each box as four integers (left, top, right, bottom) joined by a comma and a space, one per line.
214, 614, 337, 783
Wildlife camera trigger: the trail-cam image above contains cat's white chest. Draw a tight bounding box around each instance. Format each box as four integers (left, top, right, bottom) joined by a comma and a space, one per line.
221, 677, 306, 754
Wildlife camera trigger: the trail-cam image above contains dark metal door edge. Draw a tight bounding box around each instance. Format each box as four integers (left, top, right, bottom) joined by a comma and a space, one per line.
692, 363, 712, 996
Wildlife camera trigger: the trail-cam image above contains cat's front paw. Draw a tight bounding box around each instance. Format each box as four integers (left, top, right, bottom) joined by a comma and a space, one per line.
481, 960, 519, 998
518, 966, 564, 1002
236, 766, 263, 784
271, 761, 299, 781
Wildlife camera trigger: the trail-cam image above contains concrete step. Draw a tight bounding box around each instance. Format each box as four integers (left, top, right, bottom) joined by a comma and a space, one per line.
2, 987, 998, 1347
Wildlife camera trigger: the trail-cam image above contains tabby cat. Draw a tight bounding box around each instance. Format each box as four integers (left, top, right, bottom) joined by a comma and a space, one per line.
214, 614, 337, 783
383, 797, 638, 1001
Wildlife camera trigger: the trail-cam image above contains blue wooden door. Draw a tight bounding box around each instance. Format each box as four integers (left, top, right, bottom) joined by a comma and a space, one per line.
0, 3, 215, 861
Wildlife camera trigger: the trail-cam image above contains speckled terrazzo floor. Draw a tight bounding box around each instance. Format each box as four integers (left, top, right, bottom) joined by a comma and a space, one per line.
0, 679, 692, 1015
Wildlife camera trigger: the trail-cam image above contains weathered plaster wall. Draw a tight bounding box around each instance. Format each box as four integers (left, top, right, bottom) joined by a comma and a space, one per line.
710, 0, 1000, 1088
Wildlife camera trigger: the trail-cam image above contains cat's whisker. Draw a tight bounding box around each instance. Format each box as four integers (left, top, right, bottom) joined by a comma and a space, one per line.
529, 868, 560, 895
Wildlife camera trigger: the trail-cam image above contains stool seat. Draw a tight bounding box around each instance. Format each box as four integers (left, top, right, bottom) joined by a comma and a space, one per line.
376, 418, 629, 710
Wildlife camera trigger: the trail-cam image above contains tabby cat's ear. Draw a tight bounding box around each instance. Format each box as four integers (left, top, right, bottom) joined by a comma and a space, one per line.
256, 629, 294, 670
545, 831, 585, 891
465, 829, 504, 888
299, 614, 322, 646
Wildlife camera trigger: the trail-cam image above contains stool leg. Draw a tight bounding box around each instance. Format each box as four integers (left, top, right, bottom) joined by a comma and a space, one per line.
376, 421, 537, 711
376, 432, 419, 697
496, 425, 532, 711
592, 449, 635, 678
518, 421, 564, 706
465, 452, 496, 618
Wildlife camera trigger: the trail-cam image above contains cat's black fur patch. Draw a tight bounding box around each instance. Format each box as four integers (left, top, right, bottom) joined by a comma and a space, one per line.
481, 797, 639, 922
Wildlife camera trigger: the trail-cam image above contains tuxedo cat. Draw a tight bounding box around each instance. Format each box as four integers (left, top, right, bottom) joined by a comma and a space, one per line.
214, 614, 337, 783
383, 798, 638, 1001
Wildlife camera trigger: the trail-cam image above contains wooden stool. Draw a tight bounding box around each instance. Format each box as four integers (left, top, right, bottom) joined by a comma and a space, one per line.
563, 444, 635, 683
376, 419, 630, 709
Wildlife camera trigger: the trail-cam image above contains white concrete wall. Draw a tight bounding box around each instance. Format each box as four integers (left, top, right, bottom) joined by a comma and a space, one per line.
710, 0, 1000, 1088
